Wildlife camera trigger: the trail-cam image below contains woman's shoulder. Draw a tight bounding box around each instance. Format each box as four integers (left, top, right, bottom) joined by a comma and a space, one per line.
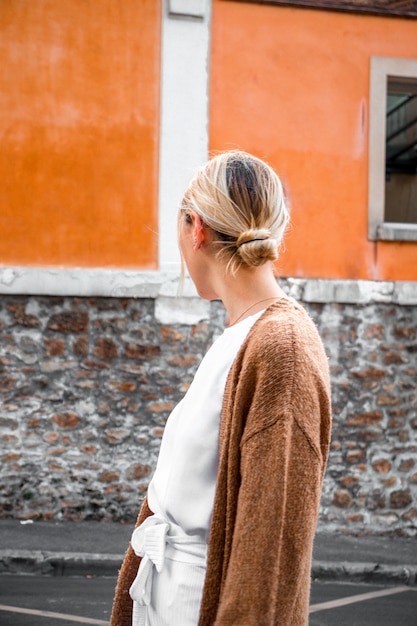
224, 297, 331, 448
238, 297, 329, 385
246, 297, 322, 351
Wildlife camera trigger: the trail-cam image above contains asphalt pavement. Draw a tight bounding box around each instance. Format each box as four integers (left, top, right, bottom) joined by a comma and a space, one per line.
1, 521, 417, 626
0, 519, 416, 586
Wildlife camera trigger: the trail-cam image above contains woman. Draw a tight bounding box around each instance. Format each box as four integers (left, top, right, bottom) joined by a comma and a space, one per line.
110, 150, 332, 626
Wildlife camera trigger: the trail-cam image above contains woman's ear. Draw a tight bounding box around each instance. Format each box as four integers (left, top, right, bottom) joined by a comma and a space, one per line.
192, 213, 205, 251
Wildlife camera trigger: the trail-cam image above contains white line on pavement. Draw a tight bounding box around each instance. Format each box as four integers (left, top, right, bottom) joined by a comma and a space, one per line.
0, 603, 109, 625
309, 585, 413, 613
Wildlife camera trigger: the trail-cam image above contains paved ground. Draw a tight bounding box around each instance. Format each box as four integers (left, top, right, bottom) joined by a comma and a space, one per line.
0, 519, 416, 625
309, 581, 417, 626
1, 575, 417, 625
0, 574, 113, 625
1, 519, 416, 585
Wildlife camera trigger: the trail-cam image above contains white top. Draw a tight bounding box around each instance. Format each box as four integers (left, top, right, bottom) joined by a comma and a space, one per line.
147, 310, 264, 541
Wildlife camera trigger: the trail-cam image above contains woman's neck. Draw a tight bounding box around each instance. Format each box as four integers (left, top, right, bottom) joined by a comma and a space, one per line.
215, 264, 286, 327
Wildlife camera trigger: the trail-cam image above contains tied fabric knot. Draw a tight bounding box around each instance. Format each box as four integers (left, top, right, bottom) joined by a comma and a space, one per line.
129, 514, 169, 626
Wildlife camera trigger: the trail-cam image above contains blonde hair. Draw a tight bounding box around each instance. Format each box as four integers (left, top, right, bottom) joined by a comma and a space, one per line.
180, 150, 290, 274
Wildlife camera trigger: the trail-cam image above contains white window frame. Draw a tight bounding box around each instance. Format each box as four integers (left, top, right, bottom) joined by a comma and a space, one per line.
368, 56, 417, 241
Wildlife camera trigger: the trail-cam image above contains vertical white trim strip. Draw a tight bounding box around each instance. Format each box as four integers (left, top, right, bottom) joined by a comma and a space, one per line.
368, 56, 387, 240
158, 0, 212, 272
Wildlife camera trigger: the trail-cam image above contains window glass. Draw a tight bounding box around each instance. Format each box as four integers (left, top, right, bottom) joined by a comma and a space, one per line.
385, 79, 417, 224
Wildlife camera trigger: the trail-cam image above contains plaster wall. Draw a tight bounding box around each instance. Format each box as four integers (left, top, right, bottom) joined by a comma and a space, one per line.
0, 0, 160, 269
210, 0, 417, 280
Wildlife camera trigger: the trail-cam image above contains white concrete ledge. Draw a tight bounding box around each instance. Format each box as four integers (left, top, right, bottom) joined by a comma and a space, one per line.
0, 267, 176, 298
0, 267, 416, 306
299, 278, 417, 305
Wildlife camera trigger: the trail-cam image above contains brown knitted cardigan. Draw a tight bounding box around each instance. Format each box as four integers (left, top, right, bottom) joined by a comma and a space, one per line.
110, 298, 332, 626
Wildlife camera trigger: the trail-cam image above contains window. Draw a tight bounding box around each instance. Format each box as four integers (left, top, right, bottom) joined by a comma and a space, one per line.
368, 57, 417, 241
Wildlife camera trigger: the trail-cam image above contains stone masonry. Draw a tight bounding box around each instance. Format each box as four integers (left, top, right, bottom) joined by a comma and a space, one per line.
0, 281, 416, 536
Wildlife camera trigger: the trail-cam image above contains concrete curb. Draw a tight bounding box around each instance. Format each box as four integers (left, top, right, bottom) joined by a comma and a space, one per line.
312, 561, 417, 587
0, 550, 122, 577
1, 550, 416, 586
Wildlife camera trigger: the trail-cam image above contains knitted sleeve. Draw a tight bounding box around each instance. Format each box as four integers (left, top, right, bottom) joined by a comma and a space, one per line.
110, 497, 153, 626
203, 309, 331, 626
216, 422, 324, 625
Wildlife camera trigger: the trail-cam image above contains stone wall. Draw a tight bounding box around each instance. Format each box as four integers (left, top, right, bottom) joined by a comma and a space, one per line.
0, 281, 416, 536
310, 300, 417, 536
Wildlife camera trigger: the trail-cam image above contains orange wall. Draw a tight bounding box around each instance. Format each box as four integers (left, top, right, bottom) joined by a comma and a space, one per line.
210, 1, 417, 281
0, 0, 160, 269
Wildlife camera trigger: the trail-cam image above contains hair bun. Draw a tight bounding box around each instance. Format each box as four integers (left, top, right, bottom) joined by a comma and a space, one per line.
236, 229, 278, 267
236, 229, 271, 248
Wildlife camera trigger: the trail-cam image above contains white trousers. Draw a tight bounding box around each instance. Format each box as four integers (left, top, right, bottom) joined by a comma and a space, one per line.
129, 514, 207, 626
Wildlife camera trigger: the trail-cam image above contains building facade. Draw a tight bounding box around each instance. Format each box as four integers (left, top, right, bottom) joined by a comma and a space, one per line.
0, 0, 416, 535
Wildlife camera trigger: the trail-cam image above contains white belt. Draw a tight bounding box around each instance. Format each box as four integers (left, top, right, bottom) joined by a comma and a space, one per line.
129, 514, 206, 626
